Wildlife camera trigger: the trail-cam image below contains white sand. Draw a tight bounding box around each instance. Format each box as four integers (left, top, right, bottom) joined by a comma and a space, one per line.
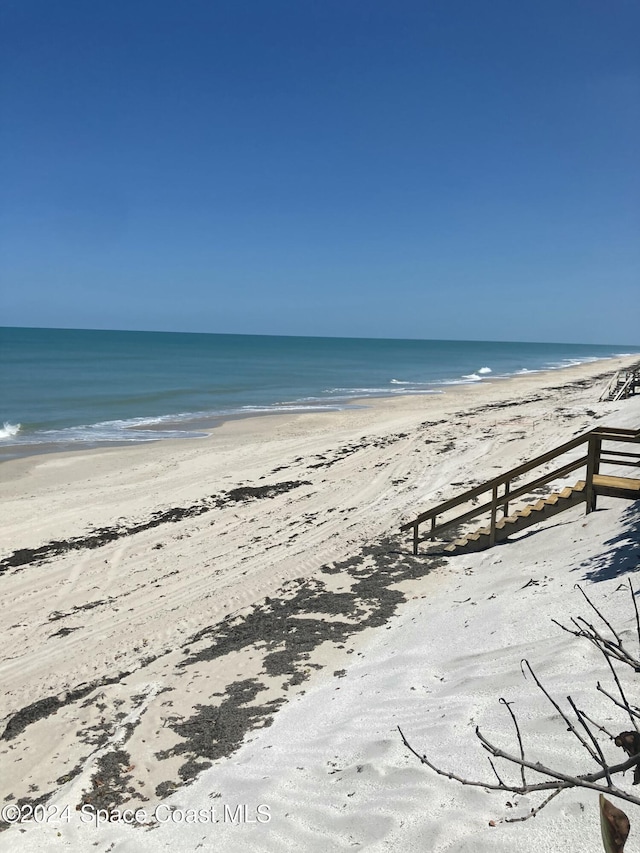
0, 355, 639, 852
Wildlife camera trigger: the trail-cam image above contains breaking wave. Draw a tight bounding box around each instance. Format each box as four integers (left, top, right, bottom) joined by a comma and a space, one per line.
0, 422, 20, 440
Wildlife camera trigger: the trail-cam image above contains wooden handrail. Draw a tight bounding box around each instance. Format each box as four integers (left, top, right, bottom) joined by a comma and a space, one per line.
593, 427, 639, 437
400, 426, 639, 553
424, 455, 590, 542
600, 363, 640, 402
400, 430, 592, 532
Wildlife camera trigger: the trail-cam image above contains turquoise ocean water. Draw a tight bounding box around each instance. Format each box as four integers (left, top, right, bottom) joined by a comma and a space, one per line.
1, 327, 638, 461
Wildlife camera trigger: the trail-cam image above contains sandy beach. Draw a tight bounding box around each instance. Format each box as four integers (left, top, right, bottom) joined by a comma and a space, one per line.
1, 354, 639, 852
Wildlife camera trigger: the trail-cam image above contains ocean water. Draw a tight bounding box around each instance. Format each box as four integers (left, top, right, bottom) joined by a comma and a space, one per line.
1, 327, 638, 460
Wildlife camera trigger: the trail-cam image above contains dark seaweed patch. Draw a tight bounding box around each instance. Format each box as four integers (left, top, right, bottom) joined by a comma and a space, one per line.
305, 432, 411, 470
156, 536, 443, 783
0, 790, 54, 832
1, 670, 133, 741
49, 598, 112, 621
78, 749, 139, 811
0, 480, 311, 573
49, 626, 80, 638
155, 679, 283, 784
3, 533, 442, 812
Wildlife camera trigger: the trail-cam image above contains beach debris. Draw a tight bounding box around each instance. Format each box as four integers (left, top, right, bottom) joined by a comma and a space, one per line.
1, 670, 132, 742
0, 479, 312, 573
45, 534, 437, 801
614, 732, 640, 784
78, 748, 141, 813
600, 794, 630, 853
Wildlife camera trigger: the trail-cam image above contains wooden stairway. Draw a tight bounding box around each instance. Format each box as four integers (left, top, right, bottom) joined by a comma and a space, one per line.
400, 426, 640, 556
600, 364, 640, 402
443, 481, 586, 553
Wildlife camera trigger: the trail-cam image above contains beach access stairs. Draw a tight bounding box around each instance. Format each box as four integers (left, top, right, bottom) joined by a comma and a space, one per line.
600, 364, 640, 402
401, 426, 640, 555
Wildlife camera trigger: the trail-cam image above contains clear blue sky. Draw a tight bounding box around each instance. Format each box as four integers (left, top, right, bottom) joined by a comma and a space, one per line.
1, 0, 638, 344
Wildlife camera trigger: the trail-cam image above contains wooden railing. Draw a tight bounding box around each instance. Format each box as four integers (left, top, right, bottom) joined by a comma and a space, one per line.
401, 426, 640, 555
600, 364, 640, 402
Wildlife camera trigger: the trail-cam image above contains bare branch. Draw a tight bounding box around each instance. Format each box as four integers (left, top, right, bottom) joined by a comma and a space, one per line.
504, 788, 564, 823
500, 697, 526, 788
574, 614, 637, 664
602, 652, 640, 733
596, 682, 640, 723
565, 695, 611, 784
488, 757, 507, 787
579, 710, 617, 743
397, 725, 513, 793
476, 726, 640, 804
575, 583, 622, 646
553, 585, 640, 672
399, 722, 640, 807
520, 659, 600, 763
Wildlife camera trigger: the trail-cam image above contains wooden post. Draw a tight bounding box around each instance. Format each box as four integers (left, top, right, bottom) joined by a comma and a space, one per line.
503, 480, 510, 518
489, 484, 498, 546
413, 524, 419, 555
585, 434, 602, 514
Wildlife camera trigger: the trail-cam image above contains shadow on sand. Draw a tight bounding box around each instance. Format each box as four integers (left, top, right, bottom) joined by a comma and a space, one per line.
577, 502, 640, 583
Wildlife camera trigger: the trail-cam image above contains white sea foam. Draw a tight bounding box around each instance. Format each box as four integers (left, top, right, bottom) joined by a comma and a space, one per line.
389, 388, 442, 395
241, 404, 342, 413
326, 386, 442, 400
390, 379, 438, 386
0, 422, 20, 440
547, 356, 601, 370
457, 367, 494, 382
0, 416, 210, 447
325, 387, 401, 395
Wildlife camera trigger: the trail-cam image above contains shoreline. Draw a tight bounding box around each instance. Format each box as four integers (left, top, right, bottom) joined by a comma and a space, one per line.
1, 355, 639, 850
2, 352, 638, 473
2, 352, 638, 466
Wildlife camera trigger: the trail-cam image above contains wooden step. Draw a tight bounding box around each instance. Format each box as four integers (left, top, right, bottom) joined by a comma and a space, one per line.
516, 506, 534, 518
592, 474, 640, 499
443, 479, 590, 554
